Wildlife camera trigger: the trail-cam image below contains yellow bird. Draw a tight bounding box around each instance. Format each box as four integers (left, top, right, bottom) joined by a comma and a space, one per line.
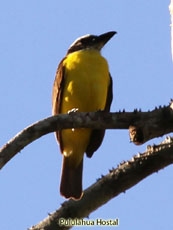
52, 31, 116, 200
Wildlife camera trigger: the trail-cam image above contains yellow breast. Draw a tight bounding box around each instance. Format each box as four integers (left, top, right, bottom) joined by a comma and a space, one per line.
61, 49, 110, 113
61, 49, 110, 167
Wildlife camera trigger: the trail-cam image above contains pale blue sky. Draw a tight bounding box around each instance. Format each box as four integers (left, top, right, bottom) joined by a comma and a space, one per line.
0, 0, 173, 229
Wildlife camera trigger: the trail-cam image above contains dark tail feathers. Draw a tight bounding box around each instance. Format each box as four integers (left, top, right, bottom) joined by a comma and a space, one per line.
60, 156, 83, 200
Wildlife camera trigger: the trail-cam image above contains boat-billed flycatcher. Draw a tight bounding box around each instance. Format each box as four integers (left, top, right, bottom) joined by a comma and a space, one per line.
52, 31, 116, 200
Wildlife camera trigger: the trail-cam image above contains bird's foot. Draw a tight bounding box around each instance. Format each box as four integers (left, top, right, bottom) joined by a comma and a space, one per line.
68, 108, 79, 114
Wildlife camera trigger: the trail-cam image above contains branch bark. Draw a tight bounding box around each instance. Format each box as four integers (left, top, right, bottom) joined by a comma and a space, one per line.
0, 102, 173, 170
29, 136, 173, 230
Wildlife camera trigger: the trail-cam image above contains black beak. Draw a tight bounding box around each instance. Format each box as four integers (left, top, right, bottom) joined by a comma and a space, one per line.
98, 31, 117, 46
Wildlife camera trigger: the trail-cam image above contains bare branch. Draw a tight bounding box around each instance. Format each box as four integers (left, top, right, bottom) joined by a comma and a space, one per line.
0, 103, 173, 170
29, 136, 173, 230
129, 101, 173, 145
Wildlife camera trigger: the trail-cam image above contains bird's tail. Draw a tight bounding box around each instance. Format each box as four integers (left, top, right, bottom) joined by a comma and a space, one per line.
60, 156, 83, 200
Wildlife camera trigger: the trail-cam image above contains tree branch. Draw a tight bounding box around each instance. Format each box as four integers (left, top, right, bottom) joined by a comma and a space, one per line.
0, 102, 173, 170
29, 136, 173, 230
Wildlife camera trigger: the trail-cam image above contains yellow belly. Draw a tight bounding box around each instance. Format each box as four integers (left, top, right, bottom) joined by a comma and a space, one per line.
61, 49, 110, 167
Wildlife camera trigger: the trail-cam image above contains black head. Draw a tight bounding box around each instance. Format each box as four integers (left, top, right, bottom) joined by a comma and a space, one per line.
67, 31, 117, 54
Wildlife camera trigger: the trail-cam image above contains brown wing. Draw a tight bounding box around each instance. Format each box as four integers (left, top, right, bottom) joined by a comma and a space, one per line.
53, 58, 84, 199
86, 74, 113, 158
52, 58, 66, 153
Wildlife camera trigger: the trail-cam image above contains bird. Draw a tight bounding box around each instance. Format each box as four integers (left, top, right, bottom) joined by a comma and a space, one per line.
52, 31, 116, 200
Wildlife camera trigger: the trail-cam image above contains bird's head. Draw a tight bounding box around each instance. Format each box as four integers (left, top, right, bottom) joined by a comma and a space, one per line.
67, 31, 117, 54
